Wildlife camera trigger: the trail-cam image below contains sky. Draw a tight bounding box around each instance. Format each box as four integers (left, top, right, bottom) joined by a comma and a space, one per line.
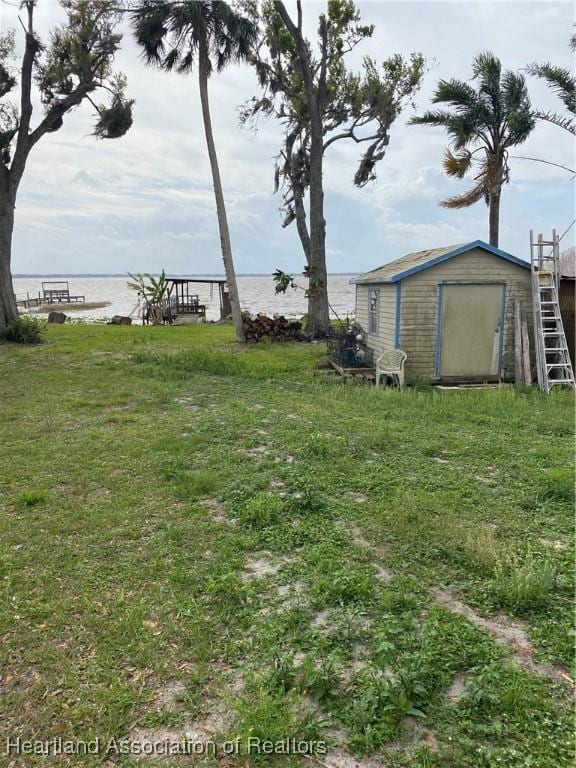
2, 0, 575, 276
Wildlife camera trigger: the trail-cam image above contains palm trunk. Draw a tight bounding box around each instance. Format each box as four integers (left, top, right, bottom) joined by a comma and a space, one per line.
305, 123, 330, 335
488, 187, 501, 247
198, 44, 245, 343
0, 199, 18, 332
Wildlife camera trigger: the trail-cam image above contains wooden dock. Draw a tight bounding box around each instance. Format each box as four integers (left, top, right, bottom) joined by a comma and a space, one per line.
17, 281, 85, 309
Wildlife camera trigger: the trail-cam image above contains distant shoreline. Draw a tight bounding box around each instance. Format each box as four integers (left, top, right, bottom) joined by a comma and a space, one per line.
13, 273, 357, 278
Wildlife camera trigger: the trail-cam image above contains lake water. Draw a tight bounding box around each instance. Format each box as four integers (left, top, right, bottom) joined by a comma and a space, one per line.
13, 275, 357, 322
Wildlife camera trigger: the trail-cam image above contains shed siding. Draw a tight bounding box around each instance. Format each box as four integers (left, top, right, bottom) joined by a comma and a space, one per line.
356, 283, 396, 356
398, 248, 532, 378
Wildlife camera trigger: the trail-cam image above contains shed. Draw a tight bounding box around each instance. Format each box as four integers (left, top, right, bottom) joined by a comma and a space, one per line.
351, 240, 532, 382
559, 246, 575, 368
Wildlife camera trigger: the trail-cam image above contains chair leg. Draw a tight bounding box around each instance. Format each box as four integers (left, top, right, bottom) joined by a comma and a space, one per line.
399, 370, 404, 387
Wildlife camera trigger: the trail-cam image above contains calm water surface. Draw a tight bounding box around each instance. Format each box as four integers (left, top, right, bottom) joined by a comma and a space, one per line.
13, 275, 357, 322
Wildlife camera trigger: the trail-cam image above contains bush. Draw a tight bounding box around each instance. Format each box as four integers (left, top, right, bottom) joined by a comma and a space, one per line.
3, 316, 46, 344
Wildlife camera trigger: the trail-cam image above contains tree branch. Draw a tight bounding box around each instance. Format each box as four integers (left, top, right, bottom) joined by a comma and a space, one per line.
12, 1, 36, 183
28, 83, 94, 149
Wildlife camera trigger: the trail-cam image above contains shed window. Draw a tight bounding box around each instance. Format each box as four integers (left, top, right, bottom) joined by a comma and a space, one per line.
368, 288, 379, 334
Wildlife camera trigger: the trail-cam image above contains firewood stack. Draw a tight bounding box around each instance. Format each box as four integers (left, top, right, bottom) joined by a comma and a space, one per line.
242, 313, 311, 342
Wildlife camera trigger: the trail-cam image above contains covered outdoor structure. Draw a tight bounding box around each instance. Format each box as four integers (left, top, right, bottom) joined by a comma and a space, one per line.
145, 278, 232, 324
352, 241, 533, 383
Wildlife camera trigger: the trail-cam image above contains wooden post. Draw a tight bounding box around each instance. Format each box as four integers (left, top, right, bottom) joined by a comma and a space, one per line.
514, 299, 524, 385
521, 308, 532, 385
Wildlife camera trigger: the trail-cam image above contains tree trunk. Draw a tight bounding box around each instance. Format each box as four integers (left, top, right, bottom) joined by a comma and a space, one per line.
305, 127, 330, 335
292, 189, 310, 264
488, 187, 501, 247
0, 201, 18, 332
198, 45, 245, 343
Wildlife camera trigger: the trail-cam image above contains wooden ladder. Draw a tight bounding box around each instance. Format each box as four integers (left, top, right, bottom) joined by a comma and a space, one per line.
530, 230, 575, 394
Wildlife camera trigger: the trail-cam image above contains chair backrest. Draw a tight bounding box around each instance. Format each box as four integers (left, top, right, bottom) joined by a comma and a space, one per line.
377, 349, 407, 370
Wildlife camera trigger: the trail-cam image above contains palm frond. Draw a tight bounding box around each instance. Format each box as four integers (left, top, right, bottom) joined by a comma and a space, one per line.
534, 110, 576, 135
528, 62, 576, 114
433, 79, 479, 110
441, 178, 487, 209
132, 0, 256, 75
472, 50, 502, 107
443, 149, 472, 178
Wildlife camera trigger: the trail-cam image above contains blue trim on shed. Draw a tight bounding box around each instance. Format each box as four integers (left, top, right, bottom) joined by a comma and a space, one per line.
351, 241, 530, 285
394, 282, 402, 347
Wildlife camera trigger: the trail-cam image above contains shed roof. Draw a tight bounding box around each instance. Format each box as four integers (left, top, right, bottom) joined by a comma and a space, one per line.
351, 240, 530, 284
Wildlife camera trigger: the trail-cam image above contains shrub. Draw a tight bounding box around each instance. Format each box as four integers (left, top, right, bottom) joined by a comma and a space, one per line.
3, 316, 46, 344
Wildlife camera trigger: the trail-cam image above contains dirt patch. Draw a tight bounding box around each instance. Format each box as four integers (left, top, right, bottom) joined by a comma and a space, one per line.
432, 588, 573, 684
539, 538, 567, 551
318, 747, 388, 768
349, 526, 372, 549
349, 526, 390, 559
433, 456, 450, 464
198, 498, 234, 526
397, 716, 438, 749
242, 553, 292, 581
339, 659, 366, 689
154, 680, 186, 710
128, 711, 229, 760
242, 445, 273, 461
346, 492, 368, 503
277, 580, 306, 599
311, 608, 332, 630
446, 672, 468, 703
374, 565, 393, 584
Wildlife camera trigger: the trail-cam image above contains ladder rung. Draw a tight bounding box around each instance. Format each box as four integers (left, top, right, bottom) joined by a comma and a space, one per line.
549, 380, 575, 385
540, 301, 558, 305
544, 348, 568, 353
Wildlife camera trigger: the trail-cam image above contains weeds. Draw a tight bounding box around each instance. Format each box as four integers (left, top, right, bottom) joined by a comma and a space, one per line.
490, 551, 556, 613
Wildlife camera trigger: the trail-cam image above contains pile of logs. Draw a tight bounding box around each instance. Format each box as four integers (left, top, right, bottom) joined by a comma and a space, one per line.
242, 313, 312, 342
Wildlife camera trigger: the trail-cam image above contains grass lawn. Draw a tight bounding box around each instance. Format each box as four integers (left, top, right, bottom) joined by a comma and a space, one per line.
0, 323, 574, 767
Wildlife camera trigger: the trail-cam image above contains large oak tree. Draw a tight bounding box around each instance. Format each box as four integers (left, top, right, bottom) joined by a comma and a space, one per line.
0, 0, 133, 332
244, 0, 424, 335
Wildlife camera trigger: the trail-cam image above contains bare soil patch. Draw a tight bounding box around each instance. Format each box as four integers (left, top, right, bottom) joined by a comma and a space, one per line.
432, 588, 573, 684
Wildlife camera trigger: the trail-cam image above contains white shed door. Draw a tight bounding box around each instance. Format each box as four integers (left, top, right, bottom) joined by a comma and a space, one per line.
439, 284, 503, 377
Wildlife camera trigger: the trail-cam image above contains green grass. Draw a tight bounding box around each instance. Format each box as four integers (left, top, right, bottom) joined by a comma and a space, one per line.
0, 323, 574, 767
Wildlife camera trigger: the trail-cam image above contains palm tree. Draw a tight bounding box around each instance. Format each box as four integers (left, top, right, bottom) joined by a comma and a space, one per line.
132, 1, 257, 343
410, 52, 534, 247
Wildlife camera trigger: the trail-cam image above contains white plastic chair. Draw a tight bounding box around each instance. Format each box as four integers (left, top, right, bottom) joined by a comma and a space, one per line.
375, 349, 407, 387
